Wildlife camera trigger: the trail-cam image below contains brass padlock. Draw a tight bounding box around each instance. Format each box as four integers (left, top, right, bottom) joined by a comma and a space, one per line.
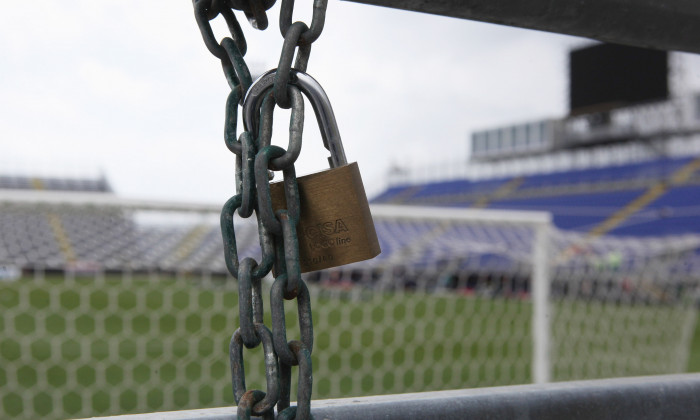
243, 70, 381, 272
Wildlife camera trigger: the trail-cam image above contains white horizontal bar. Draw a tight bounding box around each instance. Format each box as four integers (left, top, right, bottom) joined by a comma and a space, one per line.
0, 189, 221, 213
370, 204, 552, 225
0, 190, 552, 226
78, 374, 700, 420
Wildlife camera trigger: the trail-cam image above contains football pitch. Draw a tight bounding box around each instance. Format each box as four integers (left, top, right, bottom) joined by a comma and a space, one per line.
1, 273, 699, 420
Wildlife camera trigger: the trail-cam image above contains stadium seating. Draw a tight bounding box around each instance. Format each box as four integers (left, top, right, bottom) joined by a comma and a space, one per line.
372, 155, 700, 237
0, 204, 64, 267
490, 189, 647, 230
373, 178, 510, 206
611, 184, 700, 236
517, 157, 693, 190
0, 203, 222, 273
0, 174, 112, 192
2, 158, 700, 276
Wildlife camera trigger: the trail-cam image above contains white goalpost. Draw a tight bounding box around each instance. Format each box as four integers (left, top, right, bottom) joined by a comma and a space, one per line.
369, 204, 553, 384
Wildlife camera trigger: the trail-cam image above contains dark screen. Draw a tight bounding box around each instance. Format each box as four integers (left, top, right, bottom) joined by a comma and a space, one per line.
569, 43, 668, 113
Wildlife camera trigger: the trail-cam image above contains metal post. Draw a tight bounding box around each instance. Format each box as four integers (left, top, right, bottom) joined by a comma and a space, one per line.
532, 221, 551, 383
82, 374, 700, 420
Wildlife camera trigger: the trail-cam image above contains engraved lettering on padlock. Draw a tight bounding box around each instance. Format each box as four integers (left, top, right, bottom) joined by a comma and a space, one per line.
243, 69, 381, 272
305, 219, 349, 250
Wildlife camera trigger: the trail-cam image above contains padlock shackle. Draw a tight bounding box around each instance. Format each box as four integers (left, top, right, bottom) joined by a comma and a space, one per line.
243, 69, 348, 168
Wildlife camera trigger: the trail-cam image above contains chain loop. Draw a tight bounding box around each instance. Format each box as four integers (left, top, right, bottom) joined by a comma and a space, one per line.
258, 91, 276, 150
277, 341, 313, 420
279, 0, 328, 45
193, 0, 226, 59
278, 211, 302, 297
254, 146, 301, 235
244, 84, 305, 169
221, 197, 274, 279
220, 6, 248, 54
221, 36, 252, 99
193, 0, 247, 59
237, 258, 264, 348
254, 212, 277, 277
230, 324, 280, 416
220, 194, 244, 275
271, 275, 313, 365
275, 22, 311, 108
237, 131, 257, 217
271, 86, 305, 169
237, 390, 275, 420
224, 89, 243, 155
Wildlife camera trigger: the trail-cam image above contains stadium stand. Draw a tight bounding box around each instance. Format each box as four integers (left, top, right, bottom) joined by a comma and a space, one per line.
2, 160, 700, 283
374, 43, 700, 262
0, 174, 112, 192
0, 201, 232, 273
368, 42, 700, 294
373, 155, 700, 237
0, 175, 229, 274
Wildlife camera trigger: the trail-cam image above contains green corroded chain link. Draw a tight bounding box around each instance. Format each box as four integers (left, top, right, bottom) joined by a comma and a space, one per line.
192, 1, 328, 418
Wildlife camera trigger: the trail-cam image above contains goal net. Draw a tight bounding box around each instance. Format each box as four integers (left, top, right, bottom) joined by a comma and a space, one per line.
0, 199, 698, 419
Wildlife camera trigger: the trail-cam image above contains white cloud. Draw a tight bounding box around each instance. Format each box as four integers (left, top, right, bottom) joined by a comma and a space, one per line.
2, 0, 688, 204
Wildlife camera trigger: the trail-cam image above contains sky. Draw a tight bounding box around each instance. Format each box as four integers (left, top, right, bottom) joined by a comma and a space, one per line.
1, 1, 699, 203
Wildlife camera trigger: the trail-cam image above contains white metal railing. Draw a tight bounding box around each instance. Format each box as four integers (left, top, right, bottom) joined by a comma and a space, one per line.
79, 374, 700, 420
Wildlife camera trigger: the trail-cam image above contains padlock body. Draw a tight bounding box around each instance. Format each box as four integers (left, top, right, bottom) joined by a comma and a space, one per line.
269, 162, 381, 272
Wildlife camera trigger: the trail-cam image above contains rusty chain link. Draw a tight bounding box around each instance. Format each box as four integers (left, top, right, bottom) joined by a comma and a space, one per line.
193, 1, 328, 418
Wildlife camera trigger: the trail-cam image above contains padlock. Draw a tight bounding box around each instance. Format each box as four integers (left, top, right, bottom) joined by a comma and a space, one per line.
243, 69, 381, 272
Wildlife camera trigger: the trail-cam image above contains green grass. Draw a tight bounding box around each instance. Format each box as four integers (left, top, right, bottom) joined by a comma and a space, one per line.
689, 313, 700, 373
0, 274, 698, 420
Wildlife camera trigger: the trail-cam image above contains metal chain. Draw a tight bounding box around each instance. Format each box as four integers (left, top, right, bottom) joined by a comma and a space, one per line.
193, 1, 328, 418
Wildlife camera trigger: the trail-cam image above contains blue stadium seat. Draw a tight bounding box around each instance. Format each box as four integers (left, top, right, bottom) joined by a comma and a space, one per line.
611, 185, 700, 236
489, 189, 646, 230
371, 155, 700, 237
518, 157, 693, 190
371, 185, 413, 202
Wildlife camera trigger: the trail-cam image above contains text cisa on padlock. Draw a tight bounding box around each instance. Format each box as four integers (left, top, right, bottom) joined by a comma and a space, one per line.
243, 70, 381, 272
